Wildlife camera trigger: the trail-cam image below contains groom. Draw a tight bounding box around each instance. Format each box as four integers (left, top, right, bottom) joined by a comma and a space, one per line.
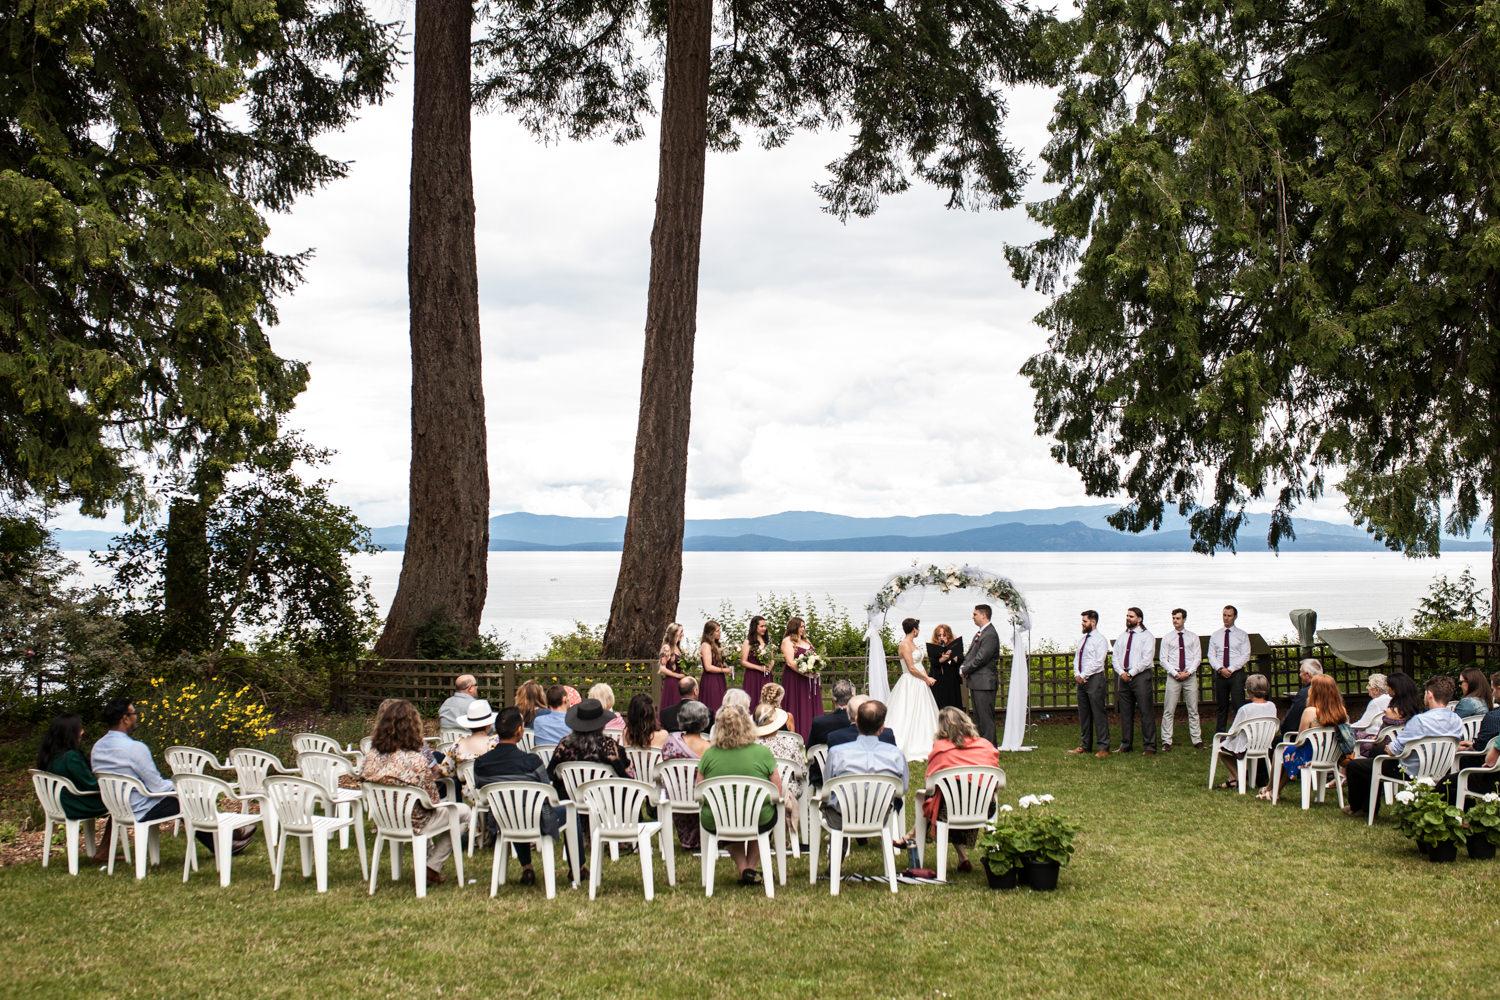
960, 604, 1000, 744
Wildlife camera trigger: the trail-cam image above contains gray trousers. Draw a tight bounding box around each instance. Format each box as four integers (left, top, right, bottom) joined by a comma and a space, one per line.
1117, 669, 1157, 751
1160, 675, 1202, 746
968, 686, 997, 744
1077, 673, 1108, 750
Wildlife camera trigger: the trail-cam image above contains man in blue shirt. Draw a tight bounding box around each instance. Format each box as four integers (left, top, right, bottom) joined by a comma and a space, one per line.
90, 699, 251, 853
531, 685, 572, 746
1344, 676, 1463, 817
821, 700, 908, 831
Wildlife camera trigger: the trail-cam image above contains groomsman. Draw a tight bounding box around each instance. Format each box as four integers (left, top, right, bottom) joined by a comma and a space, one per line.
1209, 605, 1252, 733
1158, 608, 1203, 750
1067, 611, 1110, 759
1112, 607, 1157, 754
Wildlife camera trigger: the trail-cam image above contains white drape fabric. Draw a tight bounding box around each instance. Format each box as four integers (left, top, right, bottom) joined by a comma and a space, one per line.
865, 608, 890, 702
999, 625, 1032, 751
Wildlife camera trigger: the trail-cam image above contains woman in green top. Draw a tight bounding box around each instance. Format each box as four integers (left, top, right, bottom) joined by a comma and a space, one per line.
38, 715, 109, 822
697, 705, 783, 886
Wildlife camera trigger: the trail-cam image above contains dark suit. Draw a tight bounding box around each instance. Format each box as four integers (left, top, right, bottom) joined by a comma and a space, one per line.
808, 708, 852, 749
659, 698, 698, 734
961, 622, 1000, 744
810, 725, 896, 786
1280, 685, 1309, 739
471, 742, 561, 865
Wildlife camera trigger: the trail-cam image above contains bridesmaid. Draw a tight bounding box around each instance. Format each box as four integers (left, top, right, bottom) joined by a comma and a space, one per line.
658, 623, 689, 719
779, 616, 822, 742
739, 615, 774, 704
699, 620, 731, 715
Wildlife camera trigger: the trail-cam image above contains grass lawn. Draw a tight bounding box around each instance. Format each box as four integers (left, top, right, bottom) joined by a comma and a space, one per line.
1, 719, 1494, 999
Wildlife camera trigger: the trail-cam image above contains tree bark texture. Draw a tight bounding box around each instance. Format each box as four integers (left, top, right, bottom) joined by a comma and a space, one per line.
601, 0, 713, 658
375, 0, 489, 658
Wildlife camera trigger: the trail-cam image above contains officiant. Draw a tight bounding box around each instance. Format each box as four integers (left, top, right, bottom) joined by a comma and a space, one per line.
927, 624, 966, 711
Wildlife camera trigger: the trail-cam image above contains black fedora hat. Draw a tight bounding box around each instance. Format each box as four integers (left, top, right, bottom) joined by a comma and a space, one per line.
565, 698, 616, 733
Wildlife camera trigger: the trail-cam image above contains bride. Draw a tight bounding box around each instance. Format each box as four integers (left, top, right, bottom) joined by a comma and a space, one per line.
887, 617, 940, 761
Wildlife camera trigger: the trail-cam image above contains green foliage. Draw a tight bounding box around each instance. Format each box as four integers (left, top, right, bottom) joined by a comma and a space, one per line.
707, 593, 895, 658
0, 526, 142, 721
99, 437, 380, 662
0, 820, 16, 846
1392, 779, 1465, 850
977, 794, 1079, 870
975, 809, 1027, 873
1412, 570, 1491, 634
412, 612, 512, 661
1008, 0, 1500, 582
0, 1, 398, 516
539, 622, 605, 662
133, 678, 278, 761
1464, 793, 1500, 848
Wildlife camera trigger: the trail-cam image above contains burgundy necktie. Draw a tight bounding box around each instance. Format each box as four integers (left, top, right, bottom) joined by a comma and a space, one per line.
1123, 631, 1134, 675
1078, 634, 1088, 671
1223, 630, 1230, 669
1179, 632, 1186, 674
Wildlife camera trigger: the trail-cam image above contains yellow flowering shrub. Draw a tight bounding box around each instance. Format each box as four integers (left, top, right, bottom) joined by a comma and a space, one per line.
134, 678, 278, 760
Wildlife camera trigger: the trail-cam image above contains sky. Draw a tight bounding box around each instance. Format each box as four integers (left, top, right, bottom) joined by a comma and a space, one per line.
57, 22, 1360, 535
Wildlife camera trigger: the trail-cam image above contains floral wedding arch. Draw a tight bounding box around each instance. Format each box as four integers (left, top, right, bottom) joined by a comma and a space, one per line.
865, 563, 1034, 751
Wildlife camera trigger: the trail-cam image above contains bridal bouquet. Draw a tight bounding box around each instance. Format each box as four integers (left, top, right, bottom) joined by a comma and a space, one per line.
796, 650, 827, 677
755, 643, 776, 670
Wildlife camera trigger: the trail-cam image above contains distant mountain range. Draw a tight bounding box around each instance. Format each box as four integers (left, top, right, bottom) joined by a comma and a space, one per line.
55, 505, 1487, 553
482, 509, 1492, 552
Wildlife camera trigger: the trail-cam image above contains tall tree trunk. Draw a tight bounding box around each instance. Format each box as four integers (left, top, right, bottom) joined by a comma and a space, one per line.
160, 493, 213, 654
1491, 489, 1498, 645
601, 0, 713, 658
375, 1, 488, 658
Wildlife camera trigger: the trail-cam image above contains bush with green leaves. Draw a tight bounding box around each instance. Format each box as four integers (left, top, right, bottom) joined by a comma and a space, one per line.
705, 593, 896, 658
1412, 570, 1491, 637
1012, 794, 1079, 866
1462, 792, 1500, 848
1392, 778, 1465, 850
538, 622, 605, 661
133, 678, 278, 761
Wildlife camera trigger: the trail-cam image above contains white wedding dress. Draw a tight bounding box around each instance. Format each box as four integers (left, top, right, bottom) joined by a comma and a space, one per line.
887, 644, 940, 762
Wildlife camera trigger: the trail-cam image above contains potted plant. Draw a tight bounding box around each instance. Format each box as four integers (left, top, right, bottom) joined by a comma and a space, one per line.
1013, 793, 1077, 891
1392, 777, 1465, 862
975, 807, 1025, 889
1462, 792, 1500, 860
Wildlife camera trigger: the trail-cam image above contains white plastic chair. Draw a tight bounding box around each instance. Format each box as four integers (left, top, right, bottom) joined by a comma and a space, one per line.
480, 780, 561, 899
655, 758, 700, 887
164, 746, 225, 777
1269, 726, 1346, 809
440, 728, 469, 746
1368, 736, 1460, 825
576, 778, 662, 901
772, 755, 808, 858
96, 773, 180, 879
292, 733, 342, 756
809, 773, 903, 895
362, 783, 465, 898
912, 765, 1007, 881
624, 746, 662, 783
554, 760, 616, 886
517, 731, 537, 754
534, 744, 557, 767
1456, 759, 1500, 810
456, 758, 491, 858
1208, 717, 1281, 793
806, 744, 830, 785
174, 774, 264, 887
227, 748, 295, 847
695, 776, 784, 897
29, 771, 99, 875
296, 751, 368, 860
1461, 715, 1484, 743
264, 776, 355, 893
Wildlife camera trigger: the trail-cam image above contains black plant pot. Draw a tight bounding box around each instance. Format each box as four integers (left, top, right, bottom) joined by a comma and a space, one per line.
984, 863, 1020, 889
1022, 858, 1061, 891
1427, 841, 1459, 863
1467, 834, 1496, 860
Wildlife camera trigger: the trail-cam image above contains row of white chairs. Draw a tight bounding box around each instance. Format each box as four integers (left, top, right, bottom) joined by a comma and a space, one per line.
1206, 715, 1499, 822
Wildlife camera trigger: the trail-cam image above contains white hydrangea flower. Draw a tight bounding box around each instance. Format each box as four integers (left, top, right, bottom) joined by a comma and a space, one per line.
1018, 794, 1039, 809
1395, 789, 1416, 805
1414, 776, 1436, 787
999, 804, 1013, 812
1482, 793, 1500, 803
1039, 793, 1055, 803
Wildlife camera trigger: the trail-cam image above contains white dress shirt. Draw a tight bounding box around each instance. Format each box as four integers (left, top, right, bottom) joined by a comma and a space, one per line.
1160, 628, 1202, 677
1351, 693, 1391, 734
1208, 626, 1251, 672
1074, 630, 1107, 680
91, 729, 175, 820
1112, 627, 1155, 677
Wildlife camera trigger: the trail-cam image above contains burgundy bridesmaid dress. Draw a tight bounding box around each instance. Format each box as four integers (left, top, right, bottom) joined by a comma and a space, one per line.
781, 643, 822, 742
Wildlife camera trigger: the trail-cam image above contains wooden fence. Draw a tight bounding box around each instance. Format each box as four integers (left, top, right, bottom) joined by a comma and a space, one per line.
336, 638, 1499, 716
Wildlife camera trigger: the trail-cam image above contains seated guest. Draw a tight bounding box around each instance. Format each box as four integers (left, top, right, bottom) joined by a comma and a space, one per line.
1455, 668, 1491, 717
811, 694, 898, 786
438, 674, 479, 733
659, 676, 699, 733
1344, 676, 1464, 817
589, 683, 627, 735
546, 698, 630, 793
37, 714, 110, 862
359, 698, 470, 885
1465, 674, 1500, 754
916, 707, 998, 872
1268, 674, 1349, 801
1279, 659, 1323, 738
821, 700, 908, 831
622, 693, 669, 751
757, 682, 792, 735
472, 708, 565, 886
755, 704, 805, 841
515, 680, 546, 728
698, 705, 784, 886
531, 685, 572, 746
1214, 674, 1277, 790
708, 687, 752, 741
562, 685, 583, 709
438, 700, 501, 800
1357, 671, 1421, 755
809, 679, 857, 748
660, 700, 712, 850
1350, 674, 1392, 735
91, 699, 251, 854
